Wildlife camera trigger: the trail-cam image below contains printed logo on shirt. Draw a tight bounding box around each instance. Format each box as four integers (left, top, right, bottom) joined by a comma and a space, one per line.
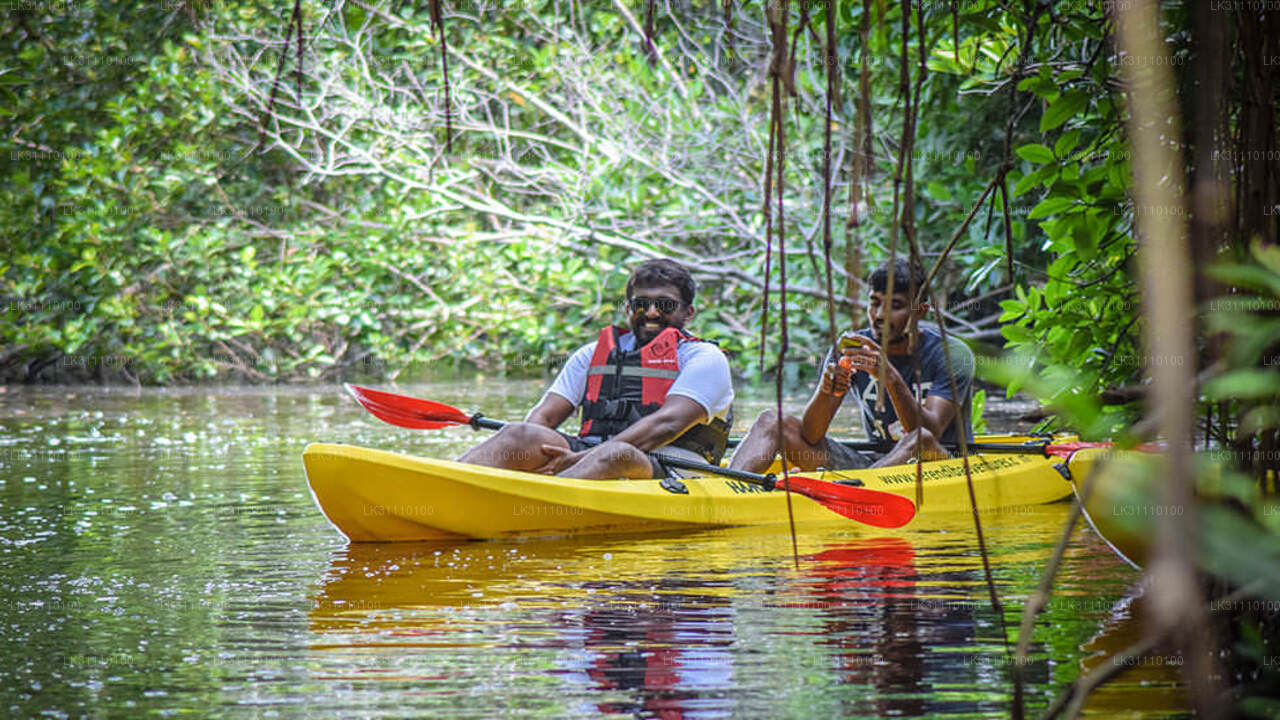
859, 378, 934, 406
860, 379, 932, 441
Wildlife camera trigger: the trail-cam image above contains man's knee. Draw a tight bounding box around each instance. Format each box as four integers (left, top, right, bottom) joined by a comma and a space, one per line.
898, 426, 948, 459
779, 413, 805, 438
748, 409, 781, 431
473, 420, 563, 466
903, 426, 937, 443
495, 421, 549, 443
748, 409, 804, 437
588, 439, 647, 465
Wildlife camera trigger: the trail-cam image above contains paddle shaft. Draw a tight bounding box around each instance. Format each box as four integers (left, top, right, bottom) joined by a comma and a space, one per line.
724, 436, 1057, 456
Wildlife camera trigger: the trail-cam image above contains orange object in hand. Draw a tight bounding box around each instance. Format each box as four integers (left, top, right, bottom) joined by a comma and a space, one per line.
832, 336, 862, 397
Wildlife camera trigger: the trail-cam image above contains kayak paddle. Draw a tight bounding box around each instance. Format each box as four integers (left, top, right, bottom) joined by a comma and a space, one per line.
346, 383, 505, 431
344, 383, 916, 528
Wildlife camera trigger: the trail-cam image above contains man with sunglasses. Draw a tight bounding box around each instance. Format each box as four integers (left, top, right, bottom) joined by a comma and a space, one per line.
459, 259, 733, 479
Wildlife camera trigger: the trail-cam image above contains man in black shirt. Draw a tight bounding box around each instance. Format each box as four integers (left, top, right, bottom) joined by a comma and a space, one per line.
727, 259, 974, 472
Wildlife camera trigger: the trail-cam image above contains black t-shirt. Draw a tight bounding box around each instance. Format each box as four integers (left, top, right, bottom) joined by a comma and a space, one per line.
818, 326, 975, 444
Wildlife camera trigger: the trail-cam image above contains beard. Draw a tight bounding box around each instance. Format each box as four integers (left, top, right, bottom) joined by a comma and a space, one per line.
632, 318, 668, 344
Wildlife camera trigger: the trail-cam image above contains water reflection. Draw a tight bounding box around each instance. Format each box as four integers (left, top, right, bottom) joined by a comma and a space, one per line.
0, 384, 1180, 717
309, 508, 1168, 717
792, 539, 928, 717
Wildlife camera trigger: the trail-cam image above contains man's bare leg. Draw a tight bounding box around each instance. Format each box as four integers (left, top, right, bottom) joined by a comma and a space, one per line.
457, 422, 570, 471
557, 440, 654, 479
871, 427, 949, 468
727, 410, 832, 474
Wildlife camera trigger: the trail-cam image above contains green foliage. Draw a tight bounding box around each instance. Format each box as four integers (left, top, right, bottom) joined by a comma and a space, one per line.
0, 0, 1168, 403
981, 50, 1141, 426
1205, 242, 1280, 437
970, 387, 987, 435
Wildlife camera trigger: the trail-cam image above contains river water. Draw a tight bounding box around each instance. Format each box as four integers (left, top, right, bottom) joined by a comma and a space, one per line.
0, 382, 1184, 718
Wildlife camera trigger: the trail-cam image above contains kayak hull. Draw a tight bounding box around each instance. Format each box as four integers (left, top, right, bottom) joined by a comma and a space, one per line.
303, 437, 1078, 542
1067, 447, 1167, 569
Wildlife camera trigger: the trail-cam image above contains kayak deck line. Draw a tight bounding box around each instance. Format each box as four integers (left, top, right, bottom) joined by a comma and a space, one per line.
303, 434, 1082, 542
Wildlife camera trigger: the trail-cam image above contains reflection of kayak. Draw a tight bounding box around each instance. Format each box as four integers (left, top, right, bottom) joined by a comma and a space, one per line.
303, 434, 1088, 541
310, 514, 1072, 632
1075, 588, 1187, 713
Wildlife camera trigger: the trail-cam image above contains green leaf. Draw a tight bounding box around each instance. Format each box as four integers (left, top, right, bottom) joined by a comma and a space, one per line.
1012, 172, 1039, 197
1015, 143, 1056, 164
1055, 129, 1081, 158
998, 298, 1026, 322
1028, 196, 1074, 219
1200, 506, 1280, 603
1203, 369, 1280, 401
1040, 91, 1089, 132
1250, 239, 1280, 276
1207, 264, 1280, 298
1001, 323, 1034, 344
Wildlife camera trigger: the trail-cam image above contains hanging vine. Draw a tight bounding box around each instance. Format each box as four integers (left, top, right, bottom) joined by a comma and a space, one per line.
428, 0, 453, 153
256, 0, 304, 151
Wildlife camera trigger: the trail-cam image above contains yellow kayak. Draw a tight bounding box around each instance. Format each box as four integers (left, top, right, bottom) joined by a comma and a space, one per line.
303, 434, 1091, 542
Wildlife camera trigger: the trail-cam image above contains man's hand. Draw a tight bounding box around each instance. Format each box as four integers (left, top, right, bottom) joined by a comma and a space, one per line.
842, 334, 886, 376
818, 360, 854, 397
534, 444, 586, 474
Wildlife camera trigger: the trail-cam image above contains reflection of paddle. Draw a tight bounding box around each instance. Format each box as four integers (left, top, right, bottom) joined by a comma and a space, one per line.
344, 383, 916, 528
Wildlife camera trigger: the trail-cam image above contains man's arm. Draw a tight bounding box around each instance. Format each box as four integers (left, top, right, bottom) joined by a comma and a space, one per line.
609, 342, 730, 453
844, 338, 957, 438
525, 342, 593, 429
606, 395, 708, 452
525, 393, 576, 429
800, 359, 851, 445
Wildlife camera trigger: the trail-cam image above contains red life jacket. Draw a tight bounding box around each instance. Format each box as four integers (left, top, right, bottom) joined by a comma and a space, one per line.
578, 325, 731, 463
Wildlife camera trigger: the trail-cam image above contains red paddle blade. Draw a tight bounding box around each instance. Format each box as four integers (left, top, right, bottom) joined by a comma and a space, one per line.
344, 384, 471, 429
782, 475, 916, 528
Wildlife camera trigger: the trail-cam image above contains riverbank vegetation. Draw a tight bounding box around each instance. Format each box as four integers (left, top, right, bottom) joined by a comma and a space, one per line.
4, 0, 1279, 715
0, 0, 1166, 391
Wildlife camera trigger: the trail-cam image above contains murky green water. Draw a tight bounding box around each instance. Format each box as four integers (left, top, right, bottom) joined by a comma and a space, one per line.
0, 382, 1184, 718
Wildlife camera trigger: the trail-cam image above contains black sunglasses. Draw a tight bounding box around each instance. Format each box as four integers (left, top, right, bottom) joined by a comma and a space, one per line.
628, 296, 682, 314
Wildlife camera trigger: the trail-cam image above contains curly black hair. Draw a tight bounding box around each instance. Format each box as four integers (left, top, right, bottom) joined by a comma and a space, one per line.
626, 259, 696, 305
869, 258, 928, 298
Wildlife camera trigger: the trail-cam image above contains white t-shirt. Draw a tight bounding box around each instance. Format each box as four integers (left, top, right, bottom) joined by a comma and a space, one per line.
544, 333, 734, 425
